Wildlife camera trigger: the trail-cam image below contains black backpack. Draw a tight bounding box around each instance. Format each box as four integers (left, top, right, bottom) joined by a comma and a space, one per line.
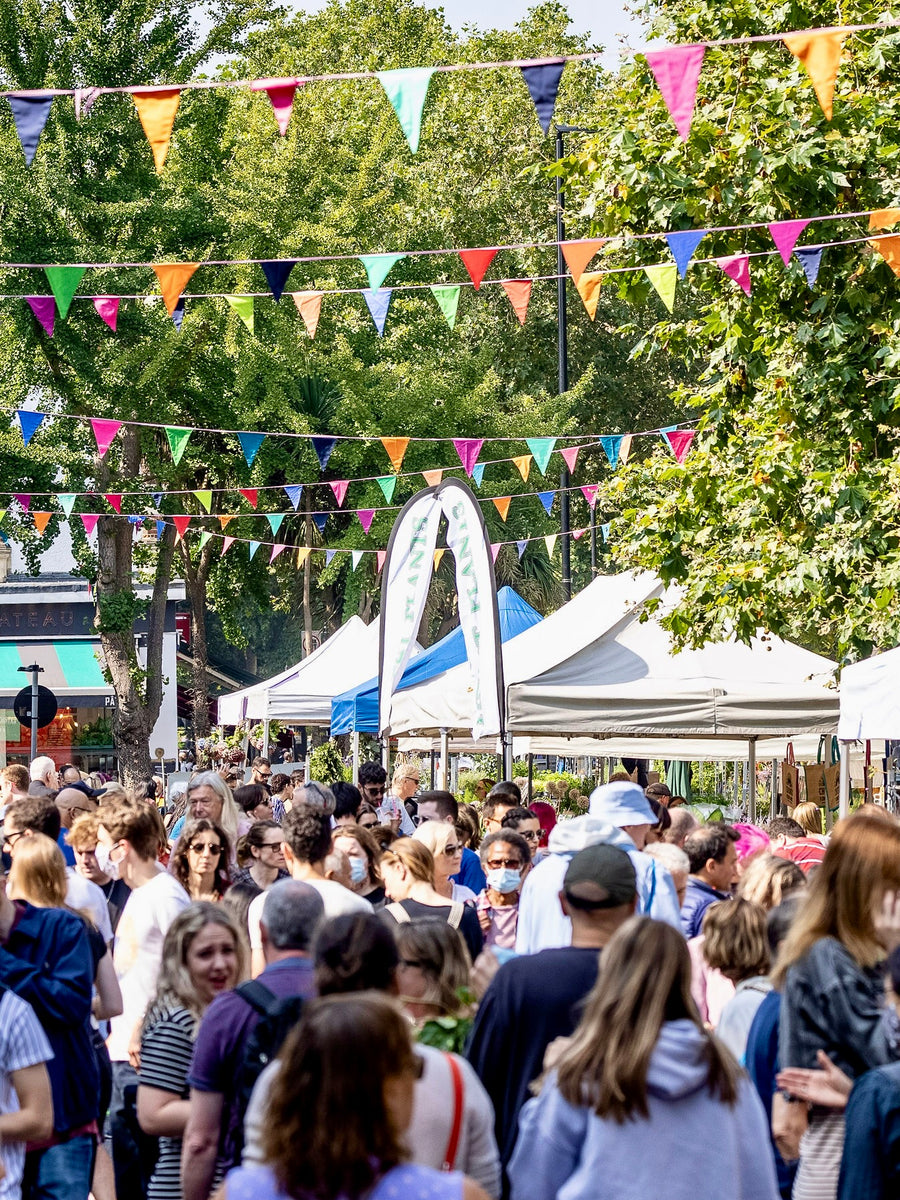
231, 980, 306, 1164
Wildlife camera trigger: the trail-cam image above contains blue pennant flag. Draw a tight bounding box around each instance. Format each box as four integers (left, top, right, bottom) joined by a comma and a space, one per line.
155, 520, 165, 541
152, 492, 163, 508
601, 523, 611, 542
249, 541, 261, 561
363, 288, 392, 336
284, 485, 303, 510
311, 437, 336, 471
794, 247, 823, 288
312, 513, 328, 535
8, 95, 53, 166
172, 297, 185, 332
127, 515, 144, 526
516, 540, 527, 559
538, 491, 555, 515
472, 463, 485, 487
238, 432, 265, 467
16, 410, 45, 446
599, 435, 623, 469
665, 230, 707, 279
520, 62, 565, 135
260, 260, 298, 302
325, 549, 337, 567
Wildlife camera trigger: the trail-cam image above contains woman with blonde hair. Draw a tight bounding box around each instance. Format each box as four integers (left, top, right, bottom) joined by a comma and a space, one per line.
413, 820, 477, 903
737, 854, 806, 910
791, 801, 824, 838
379, 839, 483, 962
773, 811, 900, 1199
701, 898, 772, 1062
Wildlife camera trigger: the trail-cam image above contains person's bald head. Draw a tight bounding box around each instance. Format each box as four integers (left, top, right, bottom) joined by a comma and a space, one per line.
662, 807, 699, 848
55, 787, 98, 829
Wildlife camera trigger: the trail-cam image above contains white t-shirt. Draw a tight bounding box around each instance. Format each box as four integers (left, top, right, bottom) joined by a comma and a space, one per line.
66, 869, 113, 944
0, 990, 53, 1200
247, 877, 372, 951
107, 869, 190, 1062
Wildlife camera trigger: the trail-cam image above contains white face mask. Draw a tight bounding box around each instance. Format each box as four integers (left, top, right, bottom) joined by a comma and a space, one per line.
95, 841, 121, 881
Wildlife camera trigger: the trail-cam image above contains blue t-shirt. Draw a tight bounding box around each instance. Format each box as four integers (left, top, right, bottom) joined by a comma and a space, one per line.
452, 846, 486, 894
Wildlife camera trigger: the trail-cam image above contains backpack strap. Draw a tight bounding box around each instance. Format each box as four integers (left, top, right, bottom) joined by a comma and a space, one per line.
447, 901, 464, 930
235, 980, 279, 1016
441, 1053, 464, 1171
386, 902, 411, 924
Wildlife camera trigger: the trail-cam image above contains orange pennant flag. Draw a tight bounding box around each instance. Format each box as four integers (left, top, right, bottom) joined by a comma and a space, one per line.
561, 239, 604, 283
381, 437, 409, 473
33, 511, 52, 534
422, 469, 443, 486
132, 89, 181, 172
217, 515, 235, 530
501, 279, 532, 326
870, 235, 900, 277
575, 271, 603, 320
512, 454, 531, 482
870, 209, 900, 231
492, 496, 512, 521
433, 549, 445, 570
293, 291, 323, 339
782, 30, 847, 121
152, 263, 199, 316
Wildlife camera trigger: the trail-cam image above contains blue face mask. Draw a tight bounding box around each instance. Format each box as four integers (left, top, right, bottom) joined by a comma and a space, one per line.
486, 867, 521, 895
349, 856, 367, 885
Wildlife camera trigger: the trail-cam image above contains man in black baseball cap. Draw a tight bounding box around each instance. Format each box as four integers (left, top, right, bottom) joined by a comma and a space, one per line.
467, 844, 638, 1195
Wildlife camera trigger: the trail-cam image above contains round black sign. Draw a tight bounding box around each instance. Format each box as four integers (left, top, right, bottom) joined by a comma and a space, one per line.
13, 685, 58, 730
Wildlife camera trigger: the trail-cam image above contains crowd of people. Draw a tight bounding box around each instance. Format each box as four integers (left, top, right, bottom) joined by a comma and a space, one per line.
0, 752, 898, 1200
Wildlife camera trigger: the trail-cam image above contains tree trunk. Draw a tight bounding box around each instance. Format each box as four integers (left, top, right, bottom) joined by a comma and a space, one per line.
181, 537, 216, 746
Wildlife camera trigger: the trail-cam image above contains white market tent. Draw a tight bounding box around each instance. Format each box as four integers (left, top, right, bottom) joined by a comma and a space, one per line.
837, 647, 900, 812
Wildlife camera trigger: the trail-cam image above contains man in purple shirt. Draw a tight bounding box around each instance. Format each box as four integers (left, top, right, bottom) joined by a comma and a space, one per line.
181, 880, 324, 1200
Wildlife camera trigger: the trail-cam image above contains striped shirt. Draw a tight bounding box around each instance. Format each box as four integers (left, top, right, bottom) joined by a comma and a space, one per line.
139, 1006, 197, 1200
0, 989, 53, 1200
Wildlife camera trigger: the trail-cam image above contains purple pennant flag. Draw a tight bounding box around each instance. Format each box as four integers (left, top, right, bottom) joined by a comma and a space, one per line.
357, 509, 375, 534
795, 247, 823, 287
13, 494, 31, 513
768, 220, 811, 266
665, 230, 707, 279
260, 260, 297, 302
538, 490, 555, 515
16, 410, 45, 446
8, 95, 53, 165
363, 288, 392, 336
520, 61, 566, 135
284, 485, 303, 510
26, 296, 55, 336
452, 438, 484, 477
516, 540, 527, 560
172, 297, 185, 331
311, 437, 336, 471
312, 513, 328, 535
325, 549, 337, 567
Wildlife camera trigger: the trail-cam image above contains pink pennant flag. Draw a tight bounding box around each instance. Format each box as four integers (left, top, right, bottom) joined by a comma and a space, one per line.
104, 494, 122, 513
716, 254, 751, 295
92, 296, 120, 331
452, 438, 484, 477
250, 77, 302, 135
376, 550, 387, 574
768, 220, 810, 266
357, 509, 375, 534
222, 536, 236, 555
560, 446, 579, 472
572, 527, 587, 540
330, 480, 349, 507
80, 514, 99, 535
644, 44, 706, 141
90, 418, 122, 457
490, 543, 500, 564
270, 543, 289, 563
663, 429, 696, 463
580, 484, 598, 508
13, 493, 31, 513
26, 296, 55, 336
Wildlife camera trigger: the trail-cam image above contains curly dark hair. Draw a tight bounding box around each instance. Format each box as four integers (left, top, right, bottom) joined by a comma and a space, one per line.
170, 818, 231, 898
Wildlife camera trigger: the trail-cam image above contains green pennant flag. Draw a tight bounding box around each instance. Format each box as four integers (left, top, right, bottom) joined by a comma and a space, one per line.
376, 67, 434, 153
644, 263, 677, 313
58, 494, 77, 516
225, 295, 254, 334
44, 266, 86, 320
431, 285, 460, 329
376, 476, 397, 504
193, 490, 213, 513
198, 530, 213, 550
526, 437, 557, 475
266, 513, 285, 537
359, 254, 405, 292
165, 426, 192, 464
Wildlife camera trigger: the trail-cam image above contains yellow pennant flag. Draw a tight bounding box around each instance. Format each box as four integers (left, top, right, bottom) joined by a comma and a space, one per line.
433, 549, 445, 570
870, 236, 900, 277
782, 30, 847, 121
575, 271, 603, 320
512, 454, 531, 482
544, 534, 557, 558
492, 496, 512, 521
381, 437, 409, 473
132, 89, 181, 172
296, 548, 311, 567
870, 209, 900, 231
152, 263, 199, 316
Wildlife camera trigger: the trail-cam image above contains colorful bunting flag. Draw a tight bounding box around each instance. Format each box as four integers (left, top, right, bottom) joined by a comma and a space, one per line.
376, 549, 387, 573
601, 522, 611, 541
795, 246, 823, 287
293, 291, 323, 338
330, 480, 349, 507
560, 446, 579, 472
644, 263, 677, 312
33, 511, 52, 535
261, 260, 297, 302
26, 297, 55, 337
376, 68, 434, 154
490, 542, 500, 564
152, 264, 199, 316
663, 429, 696, 463
132, 89, 181, 171
312, 513, 328, 535
561, 240, 604, 283
165, 426, 192, 464
351, 550, 364, 571
239, 489, 258, 508
572, 527, 586, 540
93, 296, 120, 331
492, 496, 511, 521
575, 271, 603, 320
501, 279, 532, 325
74, 89, 100, 120
512, 454, 531, 482
644, 44, 705, 140
665, 230, 707, 279
325, 549, 337, 567
218, 515, 235, 529
198, 530, 213, 550
251, 77, 301, 135
58, 494, 76, 516
44, 267, 85, 320
225, 295, 254, 334
363, 289, 392, 336
249, 540, 261, 560
155, 519, 165, 540
296, 548, 311, 567
13, 494, 31, 512
172, 515, 191, 540
312, 437, 337, 471
104, 494, 122, 513
769, 219, 811, 266
520, 61, 565, 135
869, 209, 900, 231
430, 285, 460, 329
421, 470, 442, 488
16, 410, 44, 446
516, 540, 527, 560
544, 534, 557, 557
357, 509, 375, 534
459, 249, 498, 291
600, 435, 623, 469
433, 549, 445, 570
452, 438, 484, 477
81, 514, 99, 535
870, 236, 900, 277
377, 476, 397, 503
782, 30, 847, 121
360, 254, 405, 291
538, 490, 555, 515
526, 438, 557, 475
381, 437, 409, 473
8, 95, 53, 165
716, 254, 751, 295
619, 434, 633, 466
581, 484, 599, 507
284, 485, 303, 510
266, 514, 285, 536
222, 536, 236, 554
91, 419, 122, 458
472, 463, 485, 487
237, 432, 265, 467
193, 490, 212, 513
128, 515, 145, 528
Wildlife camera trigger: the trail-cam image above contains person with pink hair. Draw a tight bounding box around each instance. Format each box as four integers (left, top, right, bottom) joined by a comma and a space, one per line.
528, 801, 557, 851
731, 823, 771, 875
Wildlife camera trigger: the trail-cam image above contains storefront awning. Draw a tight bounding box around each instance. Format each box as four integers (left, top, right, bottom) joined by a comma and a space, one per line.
0, 639, 111, 700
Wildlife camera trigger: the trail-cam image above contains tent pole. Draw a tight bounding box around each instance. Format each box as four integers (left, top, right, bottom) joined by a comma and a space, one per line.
748, 738, 757, 824
839, 740, 852, 821
351, 732, 360, 785
430, 750, 435, 789
439, 729, 449, 789
527, 753, 533, 801
771, 759, 778, 816
262, 719, 270, 761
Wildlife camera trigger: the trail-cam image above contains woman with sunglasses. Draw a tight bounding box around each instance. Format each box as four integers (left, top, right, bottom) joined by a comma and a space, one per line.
413, 821, 477, 903
170, 819, 231, 902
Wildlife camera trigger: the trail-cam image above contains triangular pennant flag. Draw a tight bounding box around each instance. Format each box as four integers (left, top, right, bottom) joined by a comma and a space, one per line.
644, 263, 677, 312
93, 296, 120, 331
325, 549, 337, 567
619, 434, 633, 465
284, 485, 303, 510
91, 419, 122, 458
575, 271, 603, 320
376, 550, 387, 573
198, 530, 213, 550
572, 527, 586, 540
377, 476, 397, 503
381, 437, 409, 473
544, 534, 557, 557
376, 68, 434, 153
663, 429, 696, 463
526, 438, 557, 476
330, 480, 349, 507
433, 548, 445, 570
13, 494, 30, 513
33, 512, 52, 535
239, 489, 258, 509
430, 285, 460, 329
260, 260, 297, 302
665, 230, 707, 279
152, 264, 199, 316
716, 254, 751, 295
359, 254, 405, 292
16, 410, 44, 445
296, 548, 311, 567
225, 295, 254, 334
128, 515, 145, 528
501, 279, 532, 325
516, 540, 527, 560
870, 236, 900, 277
538, 491, 555, 515
74, 88, 100, 121
292, 291, 323, 338
421, 470, 442, 488
357, 510, 375, 534
58, 494, 76, 516
490, 542, 501, 564
512, 455, 531, 482
250, 77, 301, 135
0, 512, 6, 528
520, 61, 565, 135
560, 446, 579, 472
81, 514, 99, 535
8, 95, 53, 165
155, 519, 165, 540
104, 494, 122, 513
26, 297, 55, 336
870, 209, 900, 231
218, 515, 235, 530
459, 249, 498, 291
249, 540, 261, 561
132, 89, 180, 171
171, 297, 185, 332
492, 497, 512, 521
600, 435, 623, 469
312, 513, 328, 535
172, 515, 191, 540
312, 437, 337, 471
193, 490, 212, 514
165, 426, 192, 464
452, 438, 484, 477
768, 219, 811, 266
472, 463, 485, 487
782, 30, 847, 121
44, 267, 85, 320
222, 536, 236, 555
601, 522, 611, 542
270, 543, 289, 564
363, 289, 392, 336
581, 484, 599, 507
795, 247, 823, 287
237, 432, 265, 467
644, 44, 705, 140
351, 550, 363, 571
561, 240, 604, 284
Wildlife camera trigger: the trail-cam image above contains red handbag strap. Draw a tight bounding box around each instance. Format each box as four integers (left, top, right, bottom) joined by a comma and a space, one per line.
441, 1053, 464, 1171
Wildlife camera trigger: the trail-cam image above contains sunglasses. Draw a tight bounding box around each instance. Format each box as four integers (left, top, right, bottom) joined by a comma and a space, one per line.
486, 858, 522, 869
260, 841, 284, 850
189, 842, 223, 855
517, 830, 540, 841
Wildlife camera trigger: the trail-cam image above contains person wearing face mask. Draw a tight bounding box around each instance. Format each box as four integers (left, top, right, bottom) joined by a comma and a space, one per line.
331, 826, 385, 907
475, 831, 532, 951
